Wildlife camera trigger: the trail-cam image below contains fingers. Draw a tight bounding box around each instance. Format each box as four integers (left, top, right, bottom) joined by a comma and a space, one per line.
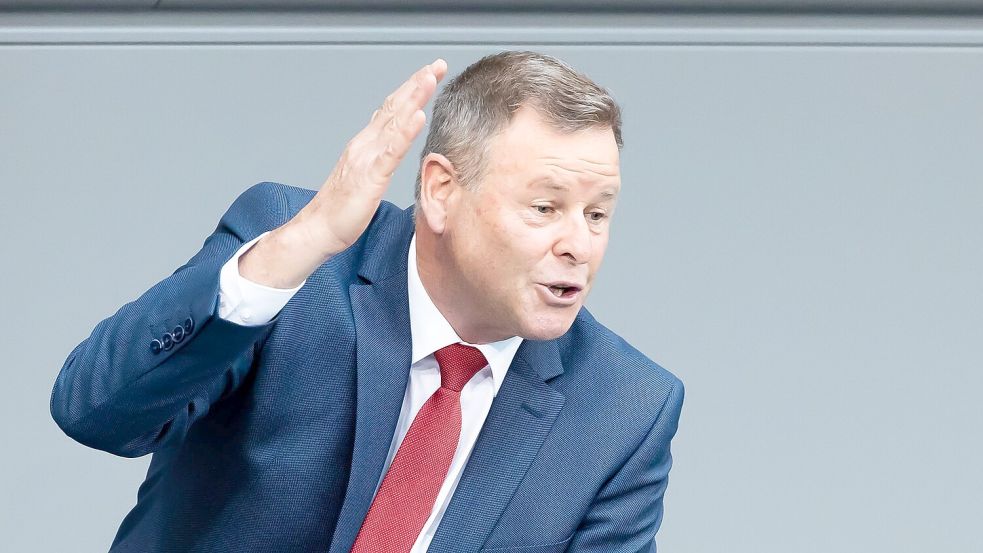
371, 109, 425, 180
431, 58, 448, 80
368, 59, 446, 132
341, 59, 448, 183
363, 59, 447, 179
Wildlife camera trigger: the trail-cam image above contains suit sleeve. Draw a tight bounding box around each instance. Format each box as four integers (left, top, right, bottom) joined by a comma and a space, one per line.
566, 376, 685, 553
50, 182, 294, 458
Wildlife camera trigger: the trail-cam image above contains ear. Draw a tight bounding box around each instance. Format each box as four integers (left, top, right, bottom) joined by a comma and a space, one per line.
418, 153, 457, 235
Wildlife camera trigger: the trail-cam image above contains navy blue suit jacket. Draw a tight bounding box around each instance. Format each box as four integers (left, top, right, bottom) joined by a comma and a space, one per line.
51, 182, 684, 552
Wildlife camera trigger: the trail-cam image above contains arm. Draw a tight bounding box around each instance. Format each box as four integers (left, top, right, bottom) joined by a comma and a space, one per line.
567, 377, 685, 552
50, 182, 296, 457
50, 58, 448, 459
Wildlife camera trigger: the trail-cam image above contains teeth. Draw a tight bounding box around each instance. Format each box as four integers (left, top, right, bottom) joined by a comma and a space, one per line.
549, 286, 565, 297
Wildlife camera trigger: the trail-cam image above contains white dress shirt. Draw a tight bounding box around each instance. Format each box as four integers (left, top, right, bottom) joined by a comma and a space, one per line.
218, 230, 524, 552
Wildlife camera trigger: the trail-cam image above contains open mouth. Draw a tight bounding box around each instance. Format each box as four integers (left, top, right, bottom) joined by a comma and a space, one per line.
546, 285, 579, 299
540, 281, 584, 303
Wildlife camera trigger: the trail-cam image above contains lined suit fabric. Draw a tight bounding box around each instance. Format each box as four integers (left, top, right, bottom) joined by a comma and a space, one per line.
50, 181, 685, 552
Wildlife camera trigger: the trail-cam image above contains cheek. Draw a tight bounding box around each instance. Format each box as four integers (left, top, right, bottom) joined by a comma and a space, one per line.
470, 208, 544, 285
591, 232, 610, 263
483, 219, 526, 264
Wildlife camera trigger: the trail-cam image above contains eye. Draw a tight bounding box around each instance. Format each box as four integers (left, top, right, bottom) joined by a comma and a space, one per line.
534, 205, 554, 215
587, 211, 607, 222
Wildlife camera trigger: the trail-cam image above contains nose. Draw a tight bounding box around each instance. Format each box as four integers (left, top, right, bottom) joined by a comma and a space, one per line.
553, 211, 592, 265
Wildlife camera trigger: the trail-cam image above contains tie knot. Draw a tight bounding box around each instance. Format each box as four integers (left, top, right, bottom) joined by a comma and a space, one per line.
433, 343, 488, 392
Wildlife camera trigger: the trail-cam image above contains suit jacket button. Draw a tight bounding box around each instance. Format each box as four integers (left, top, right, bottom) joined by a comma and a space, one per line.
162, 333, 174, 350
150, 339, 163, 355
172, 325, 185, 342
183, 317, 194, 334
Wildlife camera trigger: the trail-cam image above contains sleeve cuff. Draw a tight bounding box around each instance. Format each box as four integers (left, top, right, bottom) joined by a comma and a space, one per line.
218, 231, 306, 326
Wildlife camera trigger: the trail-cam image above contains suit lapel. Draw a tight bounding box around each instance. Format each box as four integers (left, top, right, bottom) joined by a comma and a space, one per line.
327, 203, 567, 553
426, 339, 566, 553
329, 207, 415, 553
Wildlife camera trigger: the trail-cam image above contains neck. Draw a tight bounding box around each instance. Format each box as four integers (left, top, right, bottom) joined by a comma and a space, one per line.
414, 223, 510, 345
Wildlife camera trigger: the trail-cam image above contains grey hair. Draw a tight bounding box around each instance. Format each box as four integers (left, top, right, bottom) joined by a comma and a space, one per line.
412, 51, 623, 217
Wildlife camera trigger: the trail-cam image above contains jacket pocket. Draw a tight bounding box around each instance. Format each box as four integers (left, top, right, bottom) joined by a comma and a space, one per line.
479, 532, 574, 553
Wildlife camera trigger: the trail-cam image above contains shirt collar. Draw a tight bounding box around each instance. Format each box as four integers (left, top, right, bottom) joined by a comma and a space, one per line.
407, 232, 523, 396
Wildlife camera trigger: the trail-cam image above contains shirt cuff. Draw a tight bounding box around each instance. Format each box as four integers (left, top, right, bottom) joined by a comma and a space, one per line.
218, 231, 306, 326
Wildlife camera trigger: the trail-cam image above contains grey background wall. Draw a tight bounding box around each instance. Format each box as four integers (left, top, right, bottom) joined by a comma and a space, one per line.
2, 6, 981, 552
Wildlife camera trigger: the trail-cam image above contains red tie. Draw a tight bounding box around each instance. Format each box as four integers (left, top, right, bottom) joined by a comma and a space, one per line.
351, 343, 489, 553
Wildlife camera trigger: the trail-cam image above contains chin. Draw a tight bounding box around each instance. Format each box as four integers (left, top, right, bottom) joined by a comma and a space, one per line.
519, 313, 577, 341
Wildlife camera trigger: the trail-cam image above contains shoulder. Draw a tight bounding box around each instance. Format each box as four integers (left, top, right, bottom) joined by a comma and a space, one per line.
224, 181, 404, 240
555, 307, 684, 419
226, 181, 314, 223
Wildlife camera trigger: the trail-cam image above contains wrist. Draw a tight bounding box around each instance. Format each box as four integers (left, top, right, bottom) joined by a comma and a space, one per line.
238, 221, 325, 289
284, 204, 349, 261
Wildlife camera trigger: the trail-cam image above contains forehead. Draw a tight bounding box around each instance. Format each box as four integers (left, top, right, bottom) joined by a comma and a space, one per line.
486, 106, 621, 188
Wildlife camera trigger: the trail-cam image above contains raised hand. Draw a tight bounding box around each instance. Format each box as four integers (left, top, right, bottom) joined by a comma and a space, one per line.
305, 58, 448, 254
238, 59, 449, 289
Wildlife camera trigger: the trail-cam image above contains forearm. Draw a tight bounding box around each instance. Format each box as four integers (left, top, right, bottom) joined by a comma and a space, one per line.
237, 207, 341, 289
50, 183, 288, 457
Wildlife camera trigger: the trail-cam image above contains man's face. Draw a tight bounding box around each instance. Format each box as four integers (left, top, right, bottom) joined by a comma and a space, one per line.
445, 106, 621, 341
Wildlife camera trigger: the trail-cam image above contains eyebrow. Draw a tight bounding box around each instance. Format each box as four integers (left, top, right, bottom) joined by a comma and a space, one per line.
534, 180, 619, 199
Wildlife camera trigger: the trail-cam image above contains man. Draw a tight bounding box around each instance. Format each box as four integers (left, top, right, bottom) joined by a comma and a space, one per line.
51, 51, 684, 552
